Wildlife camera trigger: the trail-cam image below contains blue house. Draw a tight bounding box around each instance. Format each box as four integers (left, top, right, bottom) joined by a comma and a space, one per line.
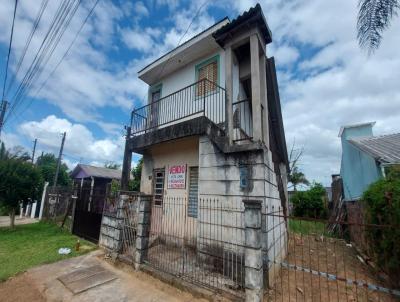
339, 122, 400, 201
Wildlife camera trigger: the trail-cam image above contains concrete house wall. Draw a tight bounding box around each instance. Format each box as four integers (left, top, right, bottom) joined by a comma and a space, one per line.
340, 124, 382, 201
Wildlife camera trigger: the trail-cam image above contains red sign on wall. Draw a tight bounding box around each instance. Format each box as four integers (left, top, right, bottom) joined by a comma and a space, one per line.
168, 165, 186, 189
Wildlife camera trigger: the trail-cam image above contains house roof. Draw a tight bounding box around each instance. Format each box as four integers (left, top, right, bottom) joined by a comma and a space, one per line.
338, 122, 376, 137
266, 57, 289, 169
138, 18, 229, 85
70, 164, 122, 180
348, 133, 400, 164
213, 3, 272, 46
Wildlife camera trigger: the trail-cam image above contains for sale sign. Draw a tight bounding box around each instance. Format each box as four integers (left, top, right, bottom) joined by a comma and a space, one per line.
168, 165, 186, 189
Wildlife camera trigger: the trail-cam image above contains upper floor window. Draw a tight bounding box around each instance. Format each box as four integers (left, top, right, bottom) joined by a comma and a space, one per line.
195, 55, 219, 97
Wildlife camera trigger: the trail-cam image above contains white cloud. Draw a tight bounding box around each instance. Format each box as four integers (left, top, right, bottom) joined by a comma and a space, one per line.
18, 115, 124, 165
133, 2, 149, 17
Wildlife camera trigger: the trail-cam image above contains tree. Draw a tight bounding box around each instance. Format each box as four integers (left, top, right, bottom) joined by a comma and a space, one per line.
0, 142, 30, 161
104, 161, 121, 170
129, 158, 143, 192
357, 0, 400, 52
287, 141, 309, 191
0, 159, 43, 227
291, 182, 327, 219
36, 153, 71, 187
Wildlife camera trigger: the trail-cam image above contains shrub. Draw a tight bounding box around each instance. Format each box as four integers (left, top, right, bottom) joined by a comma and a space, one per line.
291, 182, 327, 219
362, 170, 400, 285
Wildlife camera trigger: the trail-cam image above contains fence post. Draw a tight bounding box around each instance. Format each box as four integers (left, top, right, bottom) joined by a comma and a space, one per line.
243, 199, 264, 302
134, 195, 152, 270
113, 194, 128, 258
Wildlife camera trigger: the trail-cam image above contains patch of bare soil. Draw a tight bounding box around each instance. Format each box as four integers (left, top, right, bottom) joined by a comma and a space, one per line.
0, 273, 45, 302
265, 233, 398, 302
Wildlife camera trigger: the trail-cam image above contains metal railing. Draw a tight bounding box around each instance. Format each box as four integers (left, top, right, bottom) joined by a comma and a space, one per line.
131, 79, 226, 135
232, 98, 253, 142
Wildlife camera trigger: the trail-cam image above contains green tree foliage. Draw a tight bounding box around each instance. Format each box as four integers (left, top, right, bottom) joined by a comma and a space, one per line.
129, 158, 143, 192
357, 0, 400, 52
362, 169, 400, 284
291, 182, 327, 219
288, 166, 309, 191
36, 153, 71, 187
0, 159, 43, 227
0, 142, 30, 161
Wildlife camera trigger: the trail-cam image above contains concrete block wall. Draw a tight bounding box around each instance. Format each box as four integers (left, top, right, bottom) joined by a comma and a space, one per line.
198, 135, 287, 287
99, 214, 121, 251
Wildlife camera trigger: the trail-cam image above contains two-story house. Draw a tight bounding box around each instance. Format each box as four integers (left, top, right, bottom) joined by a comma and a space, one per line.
120, 4, 289, 290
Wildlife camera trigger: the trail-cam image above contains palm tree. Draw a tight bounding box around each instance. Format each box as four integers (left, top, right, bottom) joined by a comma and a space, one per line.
288, 166, 310, 191
357, 0, 400, 52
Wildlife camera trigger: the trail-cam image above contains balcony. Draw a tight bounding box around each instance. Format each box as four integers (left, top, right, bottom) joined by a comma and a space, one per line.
131, 79, 226, 136
129, 79, 254, 151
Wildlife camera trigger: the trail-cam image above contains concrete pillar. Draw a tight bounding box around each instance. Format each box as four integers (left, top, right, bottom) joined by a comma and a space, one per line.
39, 182, 49, 220
225, 46, 234, 144
135, 195, 152, 270
30, 201, 37, 218
243, 199, 264, 302
259, 54, 269, 148
250, 34, 262, 142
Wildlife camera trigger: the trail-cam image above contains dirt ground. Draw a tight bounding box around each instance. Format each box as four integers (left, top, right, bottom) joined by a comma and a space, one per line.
0, 250, 214, 302
0, 216, 38, 227
264, 233, 399, 302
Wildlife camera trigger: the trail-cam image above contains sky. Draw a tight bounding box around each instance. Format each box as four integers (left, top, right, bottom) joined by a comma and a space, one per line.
0, 0, 400, 186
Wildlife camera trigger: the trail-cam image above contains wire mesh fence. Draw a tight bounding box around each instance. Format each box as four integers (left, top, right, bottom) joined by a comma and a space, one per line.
145, 196, 245, 297
263, 205, 400, 302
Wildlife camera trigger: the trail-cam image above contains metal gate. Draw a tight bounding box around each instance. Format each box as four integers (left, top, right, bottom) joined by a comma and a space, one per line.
72, 187, 106, 243
119, 193, 139, 263
144, 196, 245, 297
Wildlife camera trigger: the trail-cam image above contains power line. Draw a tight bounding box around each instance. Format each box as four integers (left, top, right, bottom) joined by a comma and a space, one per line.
2, 0, 18, 100
5, 0, 49, 96
5, 0, 101, 126
4, 0, 81, 124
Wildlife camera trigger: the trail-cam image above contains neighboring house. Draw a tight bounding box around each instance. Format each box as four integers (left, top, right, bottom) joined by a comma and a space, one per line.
70, 164, 121, 242
120, 4, 289, 288
339, 122, 400, 201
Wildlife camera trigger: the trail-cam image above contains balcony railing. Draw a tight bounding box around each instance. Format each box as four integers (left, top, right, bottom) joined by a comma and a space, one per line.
232, 98, 253, 142
131, 79, 226, 136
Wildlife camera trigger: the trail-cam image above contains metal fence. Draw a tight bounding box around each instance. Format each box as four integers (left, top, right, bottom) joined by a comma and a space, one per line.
144, 196, 245, 297
119, 192, 140, 263
131, 79, 226, 135
42, 186, 75, 229
263, 205, 400, 302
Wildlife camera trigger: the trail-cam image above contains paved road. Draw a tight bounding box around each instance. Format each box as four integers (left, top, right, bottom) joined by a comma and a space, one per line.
0, 250, 211, 302
0, 216, 38, 227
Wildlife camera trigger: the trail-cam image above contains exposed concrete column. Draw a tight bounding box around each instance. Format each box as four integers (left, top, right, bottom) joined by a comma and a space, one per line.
121, 126, 132, 190
39, 181, 49, 220
225, 46, 234, 144
243, 199, 264, 302
250, 34, 262, 142
135, 194, 152, 270
259, 54, 269, 148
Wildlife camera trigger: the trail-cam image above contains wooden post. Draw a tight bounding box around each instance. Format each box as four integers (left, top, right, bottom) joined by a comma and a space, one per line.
121, 126, 132, 191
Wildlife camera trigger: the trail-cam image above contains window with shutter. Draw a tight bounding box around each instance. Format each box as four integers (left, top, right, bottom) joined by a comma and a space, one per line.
188, 167, 199, 218
195, 55, 219, 97
153, 169, 165, 206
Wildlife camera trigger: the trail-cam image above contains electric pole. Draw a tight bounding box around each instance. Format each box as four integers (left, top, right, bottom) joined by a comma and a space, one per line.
0, 100, 8, 139
53, 132, 66, 189
31, 138, 37, 163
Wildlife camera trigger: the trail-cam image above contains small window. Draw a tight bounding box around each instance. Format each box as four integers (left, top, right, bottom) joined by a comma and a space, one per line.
196, 57, 218, 96
188, 167, 199, 218
153, 169, 165, 206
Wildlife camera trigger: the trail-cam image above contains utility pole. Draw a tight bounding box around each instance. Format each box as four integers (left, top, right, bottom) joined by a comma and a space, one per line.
53, 132, 66, 189
31, 138, 37, 163
0, 100, 8, 139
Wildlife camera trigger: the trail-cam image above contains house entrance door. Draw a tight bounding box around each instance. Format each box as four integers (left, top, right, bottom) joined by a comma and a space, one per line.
150, 89, 161, 128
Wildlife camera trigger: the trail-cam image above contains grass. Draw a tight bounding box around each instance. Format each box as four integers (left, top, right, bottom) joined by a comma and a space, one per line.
289, 218, 329, 236
0, 222, 96, 281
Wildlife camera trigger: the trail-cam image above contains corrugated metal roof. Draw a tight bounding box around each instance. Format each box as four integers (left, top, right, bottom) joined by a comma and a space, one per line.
70, 164, 122, 179
348, 133, 400, 164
